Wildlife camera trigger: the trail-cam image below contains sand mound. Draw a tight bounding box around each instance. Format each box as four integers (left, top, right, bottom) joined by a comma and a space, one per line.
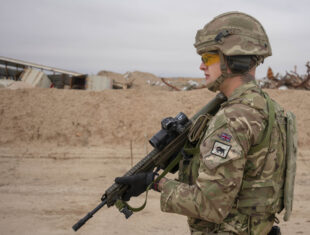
0, 86, 309, 147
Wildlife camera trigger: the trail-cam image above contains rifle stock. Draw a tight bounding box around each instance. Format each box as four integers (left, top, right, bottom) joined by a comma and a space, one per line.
72, 92, 226, 231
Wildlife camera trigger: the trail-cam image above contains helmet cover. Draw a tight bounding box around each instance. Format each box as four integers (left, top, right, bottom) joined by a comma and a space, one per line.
194, 11, 272, 58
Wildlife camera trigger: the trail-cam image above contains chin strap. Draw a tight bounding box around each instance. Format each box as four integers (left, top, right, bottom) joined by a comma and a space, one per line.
206, 51, 249, 92
207, 74, 225, 92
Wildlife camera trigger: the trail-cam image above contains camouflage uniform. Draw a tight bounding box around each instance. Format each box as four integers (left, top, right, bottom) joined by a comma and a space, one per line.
160, 81, 287, 234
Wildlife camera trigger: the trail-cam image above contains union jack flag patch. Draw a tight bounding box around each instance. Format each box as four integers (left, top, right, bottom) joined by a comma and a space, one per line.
218, 133, 232, 142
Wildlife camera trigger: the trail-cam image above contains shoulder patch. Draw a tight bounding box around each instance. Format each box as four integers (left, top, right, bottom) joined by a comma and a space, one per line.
211, 141, 231, 158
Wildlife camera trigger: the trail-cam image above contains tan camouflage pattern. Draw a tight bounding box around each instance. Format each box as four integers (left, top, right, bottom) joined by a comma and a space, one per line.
194, 12, 272, 57
160, 81, 286, 234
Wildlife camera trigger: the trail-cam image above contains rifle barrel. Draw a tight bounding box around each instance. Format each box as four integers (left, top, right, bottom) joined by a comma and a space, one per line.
72, 197, 107, 231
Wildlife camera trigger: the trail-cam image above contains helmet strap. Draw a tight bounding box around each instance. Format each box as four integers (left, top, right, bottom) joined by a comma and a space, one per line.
207, 51, 236, 92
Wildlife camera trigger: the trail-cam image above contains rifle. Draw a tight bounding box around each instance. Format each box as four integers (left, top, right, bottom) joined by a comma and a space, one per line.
72, 92, 226, 231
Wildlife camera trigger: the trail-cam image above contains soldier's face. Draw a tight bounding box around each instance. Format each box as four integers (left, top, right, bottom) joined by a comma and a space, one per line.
199, 61, 222, 86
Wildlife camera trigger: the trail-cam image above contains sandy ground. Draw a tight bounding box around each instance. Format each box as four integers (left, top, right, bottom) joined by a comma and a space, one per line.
0, 146, 309, 235
0, 80, 310, 234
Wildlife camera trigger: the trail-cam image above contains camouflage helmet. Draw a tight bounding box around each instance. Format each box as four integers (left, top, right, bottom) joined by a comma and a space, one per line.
194, 11, 272, 58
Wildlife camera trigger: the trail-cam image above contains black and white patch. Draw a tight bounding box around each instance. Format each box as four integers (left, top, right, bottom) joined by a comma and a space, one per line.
211, 141, 231, 158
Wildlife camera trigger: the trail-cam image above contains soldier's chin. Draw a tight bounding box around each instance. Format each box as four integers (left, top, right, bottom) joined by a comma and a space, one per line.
205, 77, 212, 85
205, 78, 214, 86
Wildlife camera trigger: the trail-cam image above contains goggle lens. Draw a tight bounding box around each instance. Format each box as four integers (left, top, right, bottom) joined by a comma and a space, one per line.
201, 53, 220, 66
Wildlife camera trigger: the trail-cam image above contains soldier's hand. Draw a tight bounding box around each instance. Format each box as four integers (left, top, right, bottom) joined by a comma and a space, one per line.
115, 172, 155, 201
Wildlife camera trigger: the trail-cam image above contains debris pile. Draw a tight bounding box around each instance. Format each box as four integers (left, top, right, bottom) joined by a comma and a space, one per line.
160, 78, 206, 91
97, 70, 205, 91
0, 80, 34, 89
259, 62, 310, 90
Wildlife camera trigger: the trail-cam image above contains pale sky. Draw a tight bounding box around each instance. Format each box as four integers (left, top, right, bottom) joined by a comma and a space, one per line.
1, 0, 309, 78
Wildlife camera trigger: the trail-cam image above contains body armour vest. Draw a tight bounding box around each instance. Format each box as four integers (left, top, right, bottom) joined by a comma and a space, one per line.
178, 82, 287, 234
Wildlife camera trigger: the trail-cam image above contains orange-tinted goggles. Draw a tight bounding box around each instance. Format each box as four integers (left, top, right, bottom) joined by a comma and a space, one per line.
201, 53, 220, 66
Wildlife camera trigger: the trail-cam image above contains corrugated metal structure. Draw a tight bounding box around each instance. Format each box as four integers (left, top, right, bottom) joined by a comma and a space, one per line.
0, 56, 84, 88
0, 56, 115, 91
0, 56, 82, 77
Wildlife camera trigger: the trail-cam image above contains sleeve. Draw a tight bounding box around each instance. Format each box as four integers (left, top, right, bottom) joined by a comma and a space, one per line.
160, 104, 266, 223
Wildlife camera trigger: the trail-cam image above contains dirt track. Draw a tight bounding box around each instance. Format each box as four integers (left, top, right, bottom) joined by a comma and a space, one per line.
0, 85, 310, 234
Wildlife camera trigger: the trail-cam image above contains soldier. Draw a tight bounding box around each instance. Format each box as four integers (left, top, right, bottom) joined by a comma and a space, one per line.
116, 12, 289, 235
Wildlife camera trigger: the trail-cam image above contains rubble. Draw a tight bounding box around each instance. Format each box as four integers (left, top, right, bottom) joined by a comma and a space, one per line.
160, 78, 180, 91
259, 62, 310, 90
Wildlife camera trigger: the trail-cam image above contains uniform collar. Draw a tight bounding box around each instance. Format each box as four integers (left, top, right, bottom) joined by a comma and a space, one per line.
227, 81, 259, 101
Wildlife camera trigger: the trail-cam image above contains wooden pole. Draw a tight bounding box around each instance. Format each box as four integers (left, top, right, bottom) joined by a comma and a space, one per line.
130, 140, 133, 167
144, 133, 148, 155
